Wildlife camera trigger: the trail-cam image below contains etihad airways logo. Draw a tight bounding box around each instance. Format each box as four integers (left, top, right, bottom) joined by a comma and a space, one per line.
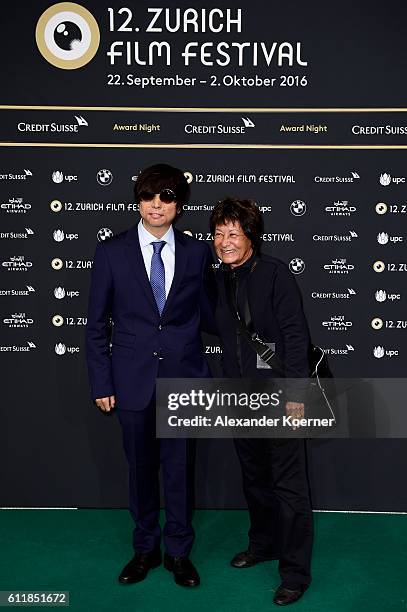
323, 258, 354, 274
325, 200, 357, 216
1, 255, 33, 271
3, 312, 34, 328
1, 197, 31, 214
322, 315, 353, 331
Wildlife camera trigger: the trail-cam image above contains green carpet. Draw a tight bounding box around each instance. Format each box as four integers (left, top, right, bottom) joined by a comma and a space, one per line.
0, 510, 406, 611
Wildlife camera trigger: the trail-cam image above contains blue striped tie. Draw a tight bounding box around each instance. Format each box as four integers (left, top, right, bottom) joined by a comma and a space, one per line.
150, 241, 166, 315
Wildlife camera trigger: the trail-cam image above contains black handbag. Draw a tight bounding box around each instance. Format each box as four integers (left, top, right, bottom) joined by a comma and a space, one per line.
223, 263, 337, 423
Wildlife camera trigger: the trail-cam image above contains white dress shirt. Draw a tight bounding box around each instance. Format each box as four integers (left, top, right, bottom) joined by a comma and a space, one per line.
137, 220, 175, 298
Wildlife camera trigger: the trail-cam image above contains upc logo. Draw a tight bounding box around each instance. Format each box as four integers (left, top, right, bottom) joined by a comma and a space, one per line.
377, 232, 389, 244
373, 346, 385, 358
379, 173, 391, 186
52, 171, 64, 184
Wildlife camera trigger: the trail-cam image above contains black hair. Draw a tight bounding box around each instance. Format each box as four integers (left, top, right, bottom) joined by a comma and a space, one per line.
134, 163, 190, 211
210, 197, 263, 251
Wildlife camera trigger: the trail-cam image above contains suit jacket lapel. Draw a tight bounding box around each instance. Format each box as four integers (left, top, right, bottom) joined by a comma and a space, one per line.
124, 223, 159, 314
161, 228, 188, 319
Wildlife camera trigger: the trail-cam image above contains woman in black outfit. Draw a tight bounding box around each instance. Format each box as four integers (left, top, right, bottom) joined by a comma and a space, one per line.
210, 197, 313, 607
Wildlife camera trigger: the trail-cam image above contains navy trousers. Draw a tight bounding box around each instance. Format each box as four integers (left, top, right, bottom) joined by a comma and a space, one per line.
117, 401, 196, 557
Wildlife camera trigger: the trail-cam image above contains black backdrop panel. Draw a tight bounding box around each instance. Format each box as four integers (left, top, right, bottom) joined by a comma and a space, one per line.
1, 0, 407, 107
1, 0, 407, 510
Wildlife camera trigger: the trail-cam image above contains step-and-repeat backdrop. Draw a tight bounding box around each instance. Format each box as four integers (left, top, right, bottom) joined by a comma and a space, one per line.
1, 0, 407, 510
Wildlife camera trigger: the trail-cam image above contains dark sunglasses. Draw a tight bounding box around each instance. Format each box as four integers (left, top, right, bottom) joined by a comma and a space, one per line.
139, 188, 177, 204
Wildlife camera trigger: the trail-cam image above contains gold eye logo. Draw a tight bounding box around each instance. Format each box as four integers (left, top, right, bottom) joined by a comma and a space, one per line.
52, 314, 64, 327
50, 200, 63, 212
373, 261, 385, 273
375, 202, 388, 215
36, 3, 100, 70
51, 258, 63, 270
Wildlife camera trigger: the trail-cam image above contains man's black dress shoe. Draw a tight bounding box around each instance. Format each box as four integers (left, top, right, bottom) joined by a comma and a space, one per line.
273, 584, 307, 606
118, 550, 162, 584
164, 553, 200, 587
230, 550, 278, 568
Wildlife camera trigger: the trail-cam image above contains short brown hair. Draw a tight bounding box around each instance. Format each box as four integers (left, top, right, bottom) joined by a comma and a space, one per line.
210, 197, 263, 251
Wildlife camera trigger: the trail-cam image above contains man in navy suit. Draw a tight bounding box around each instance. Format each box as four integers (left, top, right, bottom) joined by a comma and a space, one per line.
86, 164, 215, 587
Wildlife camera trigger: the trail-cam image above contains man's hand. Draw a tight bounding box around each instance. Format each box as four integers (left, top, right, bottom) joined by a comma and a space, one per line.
95, 395, 116, 413
285, 401, 305, 430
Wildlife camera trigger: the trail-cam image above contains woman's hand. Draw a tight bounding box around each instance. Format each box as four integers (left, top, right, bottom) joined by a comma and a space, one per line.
285, 401, 305, 430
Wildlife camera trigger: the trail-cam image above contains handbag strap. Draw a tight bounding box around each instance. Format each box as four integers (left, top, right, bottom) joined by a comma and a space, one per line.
223, 262, 285, 376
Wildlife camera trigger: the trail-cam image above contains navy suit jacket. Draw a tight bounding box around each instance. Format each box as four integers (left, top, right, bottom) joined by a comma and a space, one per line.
86, 223, 215, 411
